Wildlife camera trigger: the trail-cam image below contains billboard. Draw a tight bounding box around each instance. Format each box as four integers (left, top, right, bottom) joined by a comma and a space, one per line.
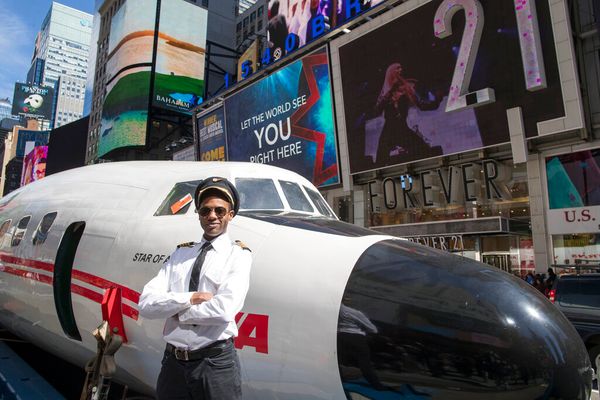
225, 47, 339, 187
12, 83, 54, 119
546, 149, 600, 210
16, 130, 50, 158
265, 0, 386, 62
545, 149, 600, 235
336, 0, 566, 174
197, 107, 226, 161
153, 0, 208, 113
99, 0, 156, 157
21, 146, 48, 187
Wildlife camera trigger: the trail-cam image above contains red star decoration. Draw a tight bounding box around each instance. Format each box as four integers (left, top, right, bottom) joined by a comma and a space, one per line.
289, 52, 338, 186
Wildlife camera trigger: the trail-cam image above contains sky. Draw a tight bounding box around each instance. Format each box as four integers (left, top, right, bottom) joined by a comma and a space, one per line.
0, 0, 95, 102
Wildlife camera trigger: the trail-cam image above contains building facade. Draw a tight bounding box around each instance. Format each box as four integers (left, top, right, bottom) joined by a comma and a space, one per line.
31, 2, 93, 129
238, 0, 258, 15
192, 0, 600, 276
235, 0, 266, 54
0, 99, 15, 123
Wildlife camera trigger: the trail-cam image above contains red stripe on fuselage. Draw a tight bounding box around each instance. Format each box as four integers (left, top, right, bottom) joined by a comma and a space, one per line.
0, 265, 53, 284
72, 269, 140, 304
0, 254, 141, 321
0, 253, 54, 272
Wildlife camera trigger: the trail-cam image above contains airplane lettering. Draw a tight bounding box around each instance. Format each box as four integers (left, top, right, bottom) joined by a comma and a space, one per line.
132, 253, 168, 263
235, 312, 269, 354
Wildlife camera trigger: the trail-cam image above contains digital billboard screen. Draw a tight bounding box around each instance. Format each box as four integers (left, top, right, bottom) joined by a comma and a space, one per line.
546, 148, 600, 235
99, 0, 156, 157
16, 130, 50, 158
337, 0, 565, 174
546, 149, 600, 210
12, 83, 54, 119
21, 146, 48, 187
225, 46, 339, 187
153, 0, 208, 113
197, 107, 226, 162
265, 0, 386, 61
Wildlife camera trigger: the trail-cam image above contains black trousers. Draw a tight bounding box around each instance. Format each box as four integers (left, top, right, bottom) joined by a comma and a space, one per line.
156, 340, 242, 400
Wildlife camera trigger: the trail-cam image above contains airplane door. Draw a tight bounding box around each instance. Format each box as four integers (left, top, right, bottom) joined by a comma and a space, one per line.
53, 221, 86, 341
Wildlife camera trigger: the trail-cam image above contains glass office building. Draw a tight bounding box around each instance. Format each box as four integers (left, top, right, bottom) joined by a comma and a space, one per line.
33, 2, 93, 128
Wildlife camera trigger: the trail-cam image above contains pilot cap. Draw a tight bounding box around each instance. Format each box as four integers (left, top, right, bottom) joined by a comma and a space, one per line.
194, 176, 240, 215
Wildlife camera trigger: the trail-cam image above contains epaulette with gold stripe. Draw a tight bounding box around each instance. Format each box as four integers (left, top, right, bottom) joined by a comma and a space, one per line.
177, 241, 196, 249
235, 240, 251, 251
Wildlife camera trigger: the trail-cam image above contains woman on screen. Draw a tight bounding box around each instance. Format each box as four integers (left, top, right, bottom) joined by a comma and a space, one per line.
375, 63, 442, 165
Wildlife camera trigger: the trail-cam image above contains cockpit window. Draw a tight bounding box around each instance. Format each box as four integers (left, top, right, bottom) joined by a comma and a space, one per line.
33, 212, 58, 246
279, 180, 314, 212
236, 178, 284, 210
304, 186, 335, 217
154, 180, 202, 216
11, 216, 31, 247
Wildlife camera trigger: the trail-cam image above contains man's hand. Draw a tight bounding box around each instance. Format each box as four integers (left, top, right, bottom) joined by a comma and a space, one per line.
190, 292, 213, 305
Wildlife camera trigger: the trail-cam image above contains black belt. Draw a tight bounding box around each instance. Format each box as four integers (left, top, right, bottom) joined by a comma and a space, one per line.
166, 338, 232, 361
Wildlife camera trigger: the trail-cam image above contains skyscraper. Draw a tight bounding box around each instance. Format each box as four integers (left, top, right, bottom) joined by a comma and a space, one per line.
29, 2, 93, 129
0, 98, 14, 122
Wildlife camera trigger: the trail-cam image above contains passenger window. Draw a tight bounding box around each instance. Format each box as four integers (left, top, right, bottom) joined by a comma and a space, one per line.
304, 187, 335, 217
11, 216, 31, 247
279, 180, 313, 212
33, 212, 58, 246
0, 220, 12, 248
0, 220, 11, 237
236, 178, 284, 210
154, 180, 202, 216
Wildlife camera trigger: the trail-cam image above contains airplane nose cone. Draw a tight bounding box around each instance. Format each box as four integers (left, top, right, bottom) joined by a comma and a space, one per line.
337, 239, 592, 399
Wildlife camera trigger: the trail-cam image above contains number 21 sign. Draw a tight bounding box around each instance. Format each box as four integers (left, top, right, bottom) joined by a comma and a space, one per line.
335, 0, 583, 173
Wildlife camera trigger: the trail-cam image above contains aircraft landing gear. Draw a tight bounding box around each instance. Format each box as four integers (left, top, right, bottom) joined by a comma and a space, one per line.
80, 321, 124, 400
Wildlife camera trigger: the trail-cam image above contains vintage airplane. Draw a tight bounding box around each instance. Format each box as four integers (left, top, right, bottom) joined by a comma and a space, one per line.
0, 161, 593, 399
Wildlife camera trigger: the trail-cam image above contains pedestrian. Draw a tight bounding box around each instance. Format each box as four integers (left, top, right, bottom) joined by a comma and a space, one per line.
138, 177, 252, 400
546, 267, 557, 288
534, 274, 545, 293
525, 272, 535, 285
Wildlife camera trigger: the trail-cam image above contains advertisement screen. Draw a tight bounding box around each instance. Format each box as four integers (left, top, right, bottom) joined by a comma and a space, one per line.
12, 83, 54, 119
338, 0, 565, 174
197, 107, 226, 161
153, 0, 208, 113
266, 0, 385, 60
21, 146, 48, 187
99, 0, 156, 157
546, 149, 600, 210
225, 47, 339, 187
16, 130, 50, 158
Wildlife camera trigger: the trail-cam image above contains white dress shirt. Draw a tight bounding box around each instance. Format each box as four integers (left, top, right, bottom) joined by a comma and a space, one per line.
138, 233, 252, 350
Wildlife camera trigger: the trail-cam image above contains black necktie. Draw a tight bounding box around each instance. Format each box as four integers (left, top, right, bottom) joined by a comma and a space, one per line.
188, 242, 212, 291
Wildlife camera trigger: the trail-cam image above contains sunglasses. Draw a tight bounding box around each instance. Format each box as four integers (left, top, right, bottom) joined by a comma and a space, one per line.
198, 206, 230, 218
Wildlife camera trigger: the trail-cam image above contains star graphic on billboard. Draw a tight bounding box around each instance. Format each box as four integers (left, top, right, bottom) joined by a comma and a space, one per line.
290, 51, 339, 187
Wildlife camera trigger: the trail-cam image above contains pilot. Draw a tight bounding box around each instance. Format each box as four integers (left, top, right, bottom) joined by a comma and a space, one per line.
138, 177, 252, 400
